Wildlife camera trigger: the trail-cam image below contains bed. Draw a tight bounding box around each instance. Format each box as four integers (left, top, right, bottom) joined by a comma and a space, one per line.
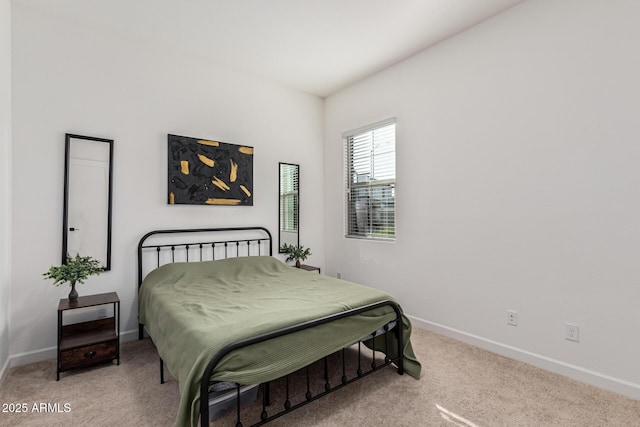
137, 227, 421, 426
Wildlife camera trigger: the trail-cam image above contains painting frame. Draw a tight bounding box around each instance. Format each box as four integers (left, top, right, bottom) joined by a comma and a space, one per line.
167, 134, 254, 206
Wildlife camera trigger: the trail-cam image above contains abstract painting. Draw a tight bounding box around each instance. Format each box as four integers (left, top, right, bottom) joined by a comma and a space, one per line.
168, 134, 253, 205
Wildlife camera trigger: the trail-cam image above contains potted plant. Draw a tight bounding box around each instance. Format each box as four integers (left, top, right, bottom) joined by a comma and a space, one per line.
280, 243, 312, 268
43, 254, 104, 302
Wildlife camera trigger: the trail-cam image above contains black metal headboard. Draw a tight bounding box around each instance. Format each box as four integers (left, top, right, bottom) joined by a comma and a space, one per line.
137, 227, 272, 288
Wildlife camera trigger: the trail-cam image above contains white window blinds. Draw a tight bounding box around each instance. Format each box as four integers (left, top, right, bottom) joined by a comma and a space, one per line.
344, 119, 396, 240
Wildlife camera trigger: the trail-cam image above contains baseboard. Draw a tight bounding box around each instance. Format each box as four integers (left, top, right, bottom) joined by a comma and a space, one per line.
6, 329, 140, 370
0, 354, 10, 389
408, 315, 640, 401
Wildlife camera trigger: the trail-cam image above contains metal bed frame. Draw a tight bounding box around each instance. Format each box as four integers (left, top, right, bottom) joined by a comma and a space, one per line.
137, 227, 404, 426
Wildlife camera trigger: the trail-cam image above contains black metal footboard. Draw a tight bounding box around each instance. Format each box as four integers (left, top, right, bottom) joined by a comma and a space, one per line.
200, 300, 405, 426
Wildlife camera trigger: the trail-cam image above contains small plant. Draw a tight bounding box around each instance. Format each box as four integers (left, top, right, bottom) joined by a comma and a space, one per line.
280, 243, 312, 267
43, 254, 103, 301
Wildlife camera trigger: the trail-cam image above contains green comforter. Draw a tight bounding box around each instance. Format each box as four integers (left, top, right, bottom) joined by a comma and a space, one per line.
139, 256, 421, 427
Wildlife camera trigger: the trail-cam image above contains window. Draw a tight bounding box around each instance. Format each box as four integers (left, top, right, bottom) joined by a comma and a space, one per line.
279, 163, 299, 233
344, 119, 396, 240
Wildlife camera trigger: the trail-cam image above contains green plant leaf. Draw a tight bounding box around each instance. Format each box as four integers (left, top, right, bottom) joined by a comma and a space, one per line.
43, 253, 103, 287
279, 243, 312, 263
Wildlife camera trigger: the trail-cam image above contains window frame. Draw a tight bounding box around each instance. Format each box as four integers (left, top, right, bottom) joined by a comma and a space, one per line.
279, 163, 299, 233
343, 118, 396, 241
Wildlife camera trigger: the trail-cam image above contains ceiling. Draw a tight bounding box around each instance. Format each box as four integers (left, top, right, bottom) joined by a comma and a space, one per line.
15, 0, 526, 97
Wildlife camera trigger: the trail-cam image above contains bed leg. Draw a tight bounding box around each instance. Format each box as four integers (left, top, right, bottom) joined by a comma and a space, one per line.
264, 382, 271, 406
200, 388, 210, 427
260, 382, 270, 421
396, 320, 404, 375
138, 324, 144, 340
160, 358, 165, 384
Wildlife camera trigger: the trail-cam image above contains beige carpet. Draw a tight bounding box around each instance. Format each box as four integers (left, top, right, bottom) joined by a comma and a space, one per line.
1, 328, 638, 426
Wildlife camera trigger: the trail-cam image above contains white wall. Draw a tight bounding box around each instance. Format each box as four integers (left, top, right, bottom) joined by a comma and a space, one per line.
0, 0, 12, 383
10, 4, 324, 364
324, 0, 640, 398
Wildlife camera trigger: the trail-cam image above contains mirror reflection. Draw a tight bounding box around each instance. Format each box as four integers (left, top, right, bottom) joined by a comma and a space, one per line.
279, 163, 299, 252
62, 134, 113, 270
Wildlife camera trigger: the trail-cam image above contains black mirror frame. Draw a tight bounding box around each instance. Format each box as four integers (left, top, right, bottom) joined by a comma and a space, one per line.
278, 162, 300, 253
62, 133, 114, 270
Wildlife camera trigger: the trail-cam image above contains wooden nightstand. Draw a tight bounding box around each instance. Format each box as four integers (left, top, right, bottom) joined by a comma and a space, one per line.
57, 292, 120, 380
299, 264, 321, 274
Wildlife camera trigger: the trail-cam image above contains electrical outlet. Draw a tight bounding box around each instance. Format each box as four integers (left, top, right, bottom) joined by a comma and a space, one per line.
565, 323, 579, 342
337, 272, 342, 279
97, 307, 107, 319
507, 310, 518, 326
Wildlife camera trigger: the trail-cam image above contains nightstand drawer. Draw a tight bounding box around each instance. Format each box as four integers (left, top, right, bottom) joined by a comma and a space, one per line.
60, 340, 117, 370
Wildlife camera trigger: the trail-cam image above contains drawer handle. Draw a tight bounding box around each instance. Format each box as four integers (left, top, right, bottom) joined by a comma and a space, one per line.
84, 350, 97, 358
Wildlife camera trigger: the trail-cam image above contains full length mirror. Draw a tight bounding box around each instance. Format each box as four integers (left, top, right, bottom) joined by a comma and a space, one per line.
62, 133, 114, 270
279, 162, 299, 252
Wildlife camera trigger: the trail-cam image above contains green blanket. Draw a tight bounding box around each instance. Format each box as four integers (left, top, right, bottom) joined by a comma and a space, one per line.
139, 256, 421, 427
